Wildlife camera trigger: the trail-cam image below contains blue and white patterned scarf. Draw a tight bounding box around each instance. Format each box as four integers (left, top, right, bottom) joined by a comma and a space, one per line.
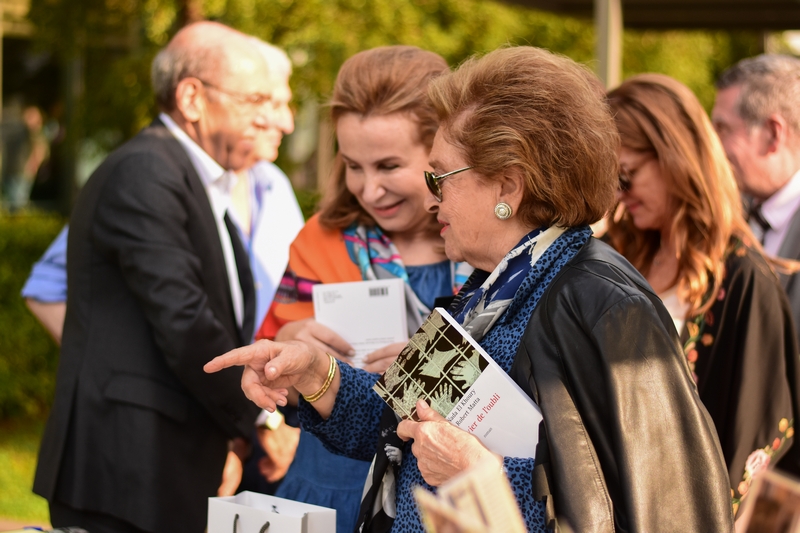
452, 225, 567, 343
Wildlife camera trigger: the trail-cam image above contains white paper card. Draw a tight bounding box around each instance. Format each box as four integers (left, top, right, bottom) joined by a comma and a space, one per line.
313, 278, 408, 367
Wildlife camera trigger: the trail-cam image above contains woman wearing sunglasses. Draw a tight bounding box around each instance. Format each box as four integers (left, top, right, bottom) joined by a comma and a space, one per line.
606, 73, 800, 515
208, 48, 733, 533
252, 46, 472, 533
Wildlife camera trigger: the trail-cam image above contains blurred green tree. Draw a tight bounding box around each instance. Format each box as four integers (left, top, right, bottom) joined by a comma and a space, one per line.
26, 0, 760, 173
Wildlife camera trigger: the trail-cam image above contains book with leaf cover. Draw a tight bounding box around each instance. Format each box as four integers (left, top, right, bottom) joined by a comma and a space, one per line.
373, 308, 541, 458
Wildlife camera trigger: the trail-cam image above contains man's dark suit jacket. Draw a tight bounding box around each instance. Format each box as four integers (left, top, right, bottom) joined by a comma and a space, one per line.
779, 207, 800, 340
768, 206, 800, 481
33, 119, 260, 533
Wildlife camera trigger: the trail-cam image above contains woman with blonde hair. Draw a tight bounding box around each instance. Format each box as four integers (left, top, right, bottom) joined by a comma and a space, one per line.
607, 73, 800, 511
254, 45, 472, 533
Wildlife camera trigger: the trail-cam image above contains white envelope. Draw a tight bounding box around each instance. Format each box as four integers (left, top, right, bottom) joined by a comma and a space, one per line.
208, 491, 336, 533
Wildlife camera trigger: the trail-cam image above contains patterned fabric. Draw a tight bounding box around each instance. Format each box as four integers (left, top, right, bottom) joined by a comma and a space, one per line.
258, 214, 474, 533
336, 225, 592, 533
451, 226, 566, 341
675, 238, 800, 515
343, 223, 472, 335
273, 271, 317, 304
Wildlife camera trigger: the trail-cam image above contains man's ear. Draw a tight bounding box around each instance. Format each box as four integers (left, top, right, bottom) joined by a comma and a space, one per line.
497, 166, 526, 212
174, 78, 204, 123
764, 113, 789, 154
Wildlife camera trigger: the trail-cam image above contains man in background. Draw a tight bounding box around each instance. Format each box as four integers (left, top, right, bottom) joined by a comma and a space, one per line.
713, 54, 800, 340
713, 54, 800, 481
23, 36, 305, 502
22, 42, 303, 350
33, 21, 270, 533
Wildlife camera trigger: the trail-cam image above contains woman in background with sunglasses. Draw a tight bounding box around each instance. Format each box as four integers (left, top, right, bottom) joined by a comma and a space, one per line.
253, 45, 472, 533
606, 73, 800, 514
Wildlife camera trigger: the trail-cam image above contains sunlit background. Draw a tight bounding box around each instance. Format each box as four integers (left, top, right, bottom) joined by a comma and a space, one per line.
0, 0, 797, 527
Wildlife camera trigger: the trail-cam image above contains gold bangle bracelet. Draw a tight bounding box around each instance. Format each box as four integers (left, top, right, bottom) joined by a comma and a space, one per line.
303, 353, 337, 403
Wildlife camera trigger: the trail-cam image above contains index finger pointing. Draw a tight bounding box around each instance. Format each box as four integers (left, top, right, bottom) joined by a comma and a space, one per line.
204, 340, 276, 373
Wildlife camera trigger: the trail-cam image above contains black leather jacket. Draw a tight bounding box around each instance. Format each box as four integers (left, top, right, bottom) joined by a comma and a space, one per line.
509, 238, 734, 533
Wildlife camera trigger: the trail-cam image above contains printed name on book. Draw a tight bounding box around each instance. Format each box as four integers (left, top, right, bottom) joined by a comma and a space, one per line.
448, 391, 501, 433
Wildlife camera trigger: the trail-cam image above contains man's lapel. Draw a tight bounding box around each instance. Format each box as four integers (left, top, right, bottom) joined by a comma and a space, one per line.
150, 118, 240, 341
777, 206, 800, 289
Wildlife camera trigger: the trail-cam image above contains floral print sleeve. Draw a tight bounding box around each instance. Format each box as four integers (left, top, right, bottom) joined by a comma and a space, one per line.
682, 240, 800, 515
732, 418, 795, 515
298, 361, 386, 461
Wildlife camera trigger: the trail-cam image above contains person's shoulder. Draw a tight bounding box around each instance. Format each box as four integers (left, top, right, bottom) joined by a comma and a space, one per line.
97, 121, 182, 171
287, 214, 359, 282
556, 238, 653, 301
533, 237, 664, 331
95, 122, 191, 187
295, 213, 339, 241
724, 239, 784, 291
250, 160, 290, 182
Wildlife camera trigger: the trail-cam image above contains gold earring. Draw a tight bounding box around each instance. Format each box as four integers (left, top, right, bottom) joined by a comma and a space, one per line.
494, 202, 512, 220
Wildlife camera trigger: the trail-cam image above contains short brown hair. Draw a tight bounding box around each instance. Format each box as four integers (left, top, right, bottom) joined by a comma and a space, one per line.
318, 46, 448, 230
427, 46, 619, 228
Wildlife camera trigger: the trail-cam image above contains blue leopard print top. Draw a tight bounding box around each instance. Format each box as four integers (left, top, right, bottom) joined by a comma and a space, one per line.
299, 226, 592, 532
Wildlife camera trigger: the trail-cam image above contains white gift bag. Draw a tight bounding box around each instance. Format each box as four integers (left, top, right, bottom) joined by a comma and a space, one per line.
208, 491, 336, 533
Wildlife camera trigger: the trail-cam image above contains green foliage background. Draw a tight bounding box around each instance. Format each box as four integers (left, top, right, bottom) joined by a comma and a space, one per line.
27, 0, 761, 154
0, 215, 64, 419
7, 0, 766, 422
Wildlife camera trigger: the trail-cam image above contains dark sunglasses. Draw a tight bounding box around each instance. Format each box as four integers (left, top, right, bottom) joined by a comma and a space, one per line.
618, 155, 656, 193
424, 166, 473, 202
618, 169, 632, 192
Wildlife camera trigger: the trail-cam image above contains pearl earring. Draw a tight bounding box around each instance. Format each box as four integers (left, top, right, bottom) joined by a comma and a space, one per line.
494, 202, 512, 220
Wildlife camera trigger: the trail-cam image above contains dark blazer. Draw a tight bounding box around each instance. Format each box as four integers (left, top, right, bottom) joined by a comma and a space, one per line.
773, 208, 800, 480
682, 242, 800, 495
778, 206, 800, 340
33, 119, 259, 533
510, 238, 734, 533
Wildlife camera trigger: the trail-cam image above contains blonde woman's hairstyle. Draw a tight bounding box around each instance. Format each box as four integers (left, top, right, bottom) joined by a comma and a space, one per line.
426, 46, 619, 228
317, 46, 449, 230
606, 73, 765, 317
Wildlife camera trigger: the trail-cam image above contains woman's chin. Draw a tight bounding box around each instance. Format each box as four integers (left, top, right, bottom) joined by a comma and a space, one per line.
443, 242, 466, 265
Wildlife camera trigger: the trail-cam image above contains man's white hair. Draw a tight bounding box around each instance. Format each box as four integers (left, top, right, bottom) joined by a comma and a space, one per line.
251, 38, 292, 80
717, 54, 800, 137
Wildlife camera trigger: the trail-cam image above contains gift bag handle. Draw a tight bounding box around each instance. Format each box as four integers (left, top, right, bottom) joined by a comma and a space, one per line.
232, 512, 270, 533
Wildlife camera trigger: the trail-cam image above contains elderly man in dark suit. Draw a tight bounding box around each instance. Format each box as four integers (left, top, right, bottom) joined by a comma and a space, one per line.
713, 54, 800, 481
33, 21, 272, 533
711, 54, 800, 333
713, 55, 800, 338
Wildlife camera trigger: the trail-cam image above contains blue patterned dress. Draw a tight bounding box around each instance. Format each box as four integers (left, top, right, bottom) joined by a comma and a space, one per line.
299, 226, 591, 532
